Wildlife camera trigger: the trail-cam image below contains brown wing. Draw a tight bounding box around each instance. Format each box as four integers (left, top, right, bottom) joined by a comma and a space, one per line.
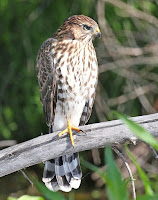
79, 95, 96, 126
79, 81, 98, 126
36, 38, 57, 127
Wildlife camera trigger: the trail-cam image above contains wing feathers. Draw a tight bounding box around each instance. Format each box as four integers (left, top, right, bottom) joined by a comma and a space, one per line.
36, 38, 57, 126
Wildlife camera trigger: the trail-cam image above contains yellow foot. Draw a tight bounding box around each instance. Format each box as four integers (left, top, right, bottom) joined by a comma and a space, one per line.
58, 120, 81, 146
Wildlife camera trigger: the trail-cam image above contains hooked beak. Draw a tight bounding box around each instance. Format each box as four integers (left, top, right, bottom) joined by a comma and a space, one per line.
95, 27, 101, 38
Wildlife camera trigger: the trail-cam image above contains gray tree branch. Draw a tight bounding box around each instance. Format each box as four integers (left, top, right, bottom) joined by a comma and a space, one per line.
0, 113, 158, 178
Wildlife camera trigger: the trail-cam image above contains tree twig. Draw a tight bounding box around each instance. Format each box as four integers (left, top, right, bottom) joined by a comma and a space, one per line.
144, 142, 158, 160
112, 146, 136, 200
102, 0, 158, 28
20, 170, 34, 187
0, 140, 17, 148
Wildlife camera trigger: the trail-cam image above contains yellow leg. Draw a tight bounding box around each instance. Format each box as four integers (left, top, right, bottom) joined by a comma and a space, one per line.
58, 120, 81, 146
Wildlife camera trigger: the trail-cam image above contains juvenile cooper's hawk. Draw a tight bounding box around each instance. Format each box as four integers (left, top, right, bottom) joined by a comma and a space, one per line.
36, 15, 100, 192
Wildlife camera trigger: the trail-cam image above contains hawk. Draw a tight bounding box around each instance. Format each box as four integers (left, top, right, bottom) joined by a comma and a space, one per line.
36, 15, 100, 192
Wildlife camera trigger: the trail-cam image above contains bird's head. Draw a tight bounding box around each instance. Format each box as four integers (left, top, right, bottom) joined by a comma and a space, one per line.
54, 15, 101, 41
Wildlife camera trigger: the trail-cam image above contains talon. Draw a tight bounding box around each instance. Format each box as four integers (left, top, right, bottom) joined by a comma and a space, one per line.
71, 125, 82, 133
58, 128, 68, 137
58, 120, 81, 146
80, 129, 86, 135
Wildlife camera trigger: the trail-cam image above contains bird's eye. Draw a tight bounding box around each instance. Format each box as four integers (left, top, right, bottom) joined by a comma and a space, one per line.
83, 24, 91, 30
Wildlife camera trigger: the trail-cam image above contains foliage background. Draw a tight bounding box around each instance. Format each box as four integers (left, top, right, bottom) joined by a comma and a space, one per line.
0, 0, 158, 199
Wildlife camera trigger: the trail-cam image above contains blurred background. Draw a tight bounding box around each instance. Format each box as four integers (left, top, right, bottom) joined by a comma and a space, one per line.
0, 0, 158, 199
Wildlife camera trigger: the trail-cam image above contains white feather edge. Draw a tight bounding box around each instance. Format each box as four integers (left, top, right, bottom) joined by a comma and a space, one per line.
70, 177, 81, 189
42, 177, 52, 183
44, 181, 59, 192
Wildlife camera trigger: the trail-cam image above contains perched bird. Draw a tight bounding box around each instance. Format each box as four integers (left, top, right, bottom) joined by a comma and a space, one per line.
36, 15, 100, 192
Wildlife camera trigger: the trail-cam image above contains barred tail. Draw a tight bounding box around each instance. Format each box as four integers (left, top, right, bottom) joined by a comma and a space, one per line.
42, 153, 82, 192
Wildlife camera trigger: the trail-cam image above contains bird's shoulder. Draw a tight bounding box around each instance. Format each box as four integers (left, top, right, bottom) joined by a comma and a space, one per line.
36, 37, 57, 61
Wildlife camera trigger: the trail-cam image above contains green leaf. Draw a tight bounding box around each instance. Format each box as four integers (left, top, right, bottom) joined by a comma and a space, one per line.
80, 157, 106, 182
8, 196, 44, 200
113, 111, 158, 151
125, 146, 153, 195
34, 180, 67, 200
137, 194, 158, 200
7, 197, 17, 200
105, 146, 128, 200
81, 146, 128, 200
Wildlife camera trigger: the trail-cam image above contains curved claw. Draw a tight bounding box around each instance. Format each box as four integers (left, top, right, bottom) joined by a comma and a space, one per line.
58, 120, 81, 146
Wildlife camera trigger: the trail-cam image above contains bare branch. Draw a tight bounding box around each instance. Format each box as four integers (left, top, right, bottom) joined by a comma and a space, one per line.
0, 113, 158, 178
0, 140, 17, 148
144, 142, 158, 159
102, 0, 158, 28
107, 84, 157, 107
99, 56, 158, 74
20, 170, 34, 187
